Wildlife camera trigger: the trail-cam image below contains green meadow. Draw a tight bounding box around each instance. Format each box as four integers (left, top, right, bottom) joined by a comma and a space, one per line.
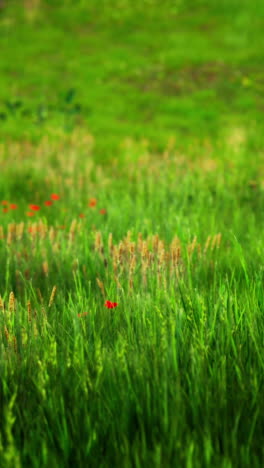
0, 1, 264, 467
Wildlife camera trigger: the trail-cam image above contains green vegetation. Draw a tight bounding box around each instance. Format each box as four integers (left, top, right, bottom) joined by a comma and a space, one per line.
0, 1, 264, 467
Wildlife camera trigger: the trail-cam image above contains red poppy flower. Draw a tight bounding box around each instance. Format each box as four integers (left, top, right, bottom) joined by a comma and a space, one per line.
89, 198, 97, 207
104, 300, 118, 309
44, 200, 53, 206
27, 212, 35, 217
79, 213, 85, 218
2, 208, 8, 213
99, 209, 107, 215
1, 200, 9, 206
77, 312, 88, 318
10, 204, 18, 210
29, 204, 40, 211
51, 194, 60, 200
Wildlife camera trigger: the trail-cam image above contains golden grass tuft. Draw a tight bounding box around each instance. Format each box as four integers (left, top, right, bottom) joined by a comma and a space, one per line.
0, 289, 54, 358
92, 230, 222, 290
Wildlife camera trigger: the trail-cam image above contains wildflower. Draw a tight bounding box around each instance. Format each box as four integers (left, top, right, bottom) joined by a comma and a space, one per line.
26, 212, 35, 217
44, 200, 53, 206
99, 209, 107, 215
1, 201, 9, 205
89, 198, 97, 207
2, 208, 8, 213
10, 204, 18, 210
51, 194, 60, 200
79, 213, 85, 218
77, 312, 88, 318
104, 300, 118, 309
29, 204, 40, 211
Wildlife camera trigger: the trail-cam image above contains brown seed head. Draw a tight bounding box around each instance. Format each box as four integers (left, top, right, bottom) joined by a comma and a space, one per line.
8, 292, 15, 313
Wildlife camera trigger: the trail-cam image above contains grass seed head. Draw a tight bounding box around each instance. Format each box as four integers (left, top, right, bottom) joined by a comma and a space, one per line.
95, 231, 103, 252
108, 232, 113, 253
48, 286, 57, 307
129, 254, 136, 274
4, 325, 9, 343
141, 240, 148, 258
8, 292, 15, 313
152, 234, 160, 252
204, 235, 211, 254
27, 300, 32, 322
16, 222, 24, 240
137, 232, 143, 252
129, 242, 135, 255
37, 288, 43, 303
49, 226, 55, 242
211, 233, 222, 250
118, 241, 125, 260
96, 278, 105, 297
42, 260, 49, 276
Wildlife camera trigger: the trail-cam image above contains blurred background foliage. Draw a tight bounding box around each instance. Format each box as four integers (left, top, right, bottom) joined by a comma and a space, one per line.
0, 0, 263, 161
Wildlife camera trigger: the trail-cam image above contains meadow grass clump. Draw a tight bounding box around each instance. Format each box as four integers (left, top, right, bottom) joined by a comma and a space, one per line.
0, 145, 263, 466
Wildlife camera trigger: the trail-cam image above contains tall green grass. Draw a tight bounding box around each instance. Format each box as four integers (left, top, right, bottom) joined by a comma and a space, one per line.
1, 143, 264, 467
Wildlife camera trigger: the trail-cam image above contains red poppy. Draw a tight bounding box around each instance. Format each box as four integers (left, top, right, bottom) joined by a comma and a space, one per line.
10, 204, 18, 210
79, 213, 85, 218
29, 204, 40, 211
99, 209, 107, 215
77, 312, 88, 318
44, 200, 53, 206
104, 300, 118, 309
27, 212, 35, 217
51, 194, 60, 200
1, 200, 9, 206
89, 198, 97, 207
2, 208, 8, 213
